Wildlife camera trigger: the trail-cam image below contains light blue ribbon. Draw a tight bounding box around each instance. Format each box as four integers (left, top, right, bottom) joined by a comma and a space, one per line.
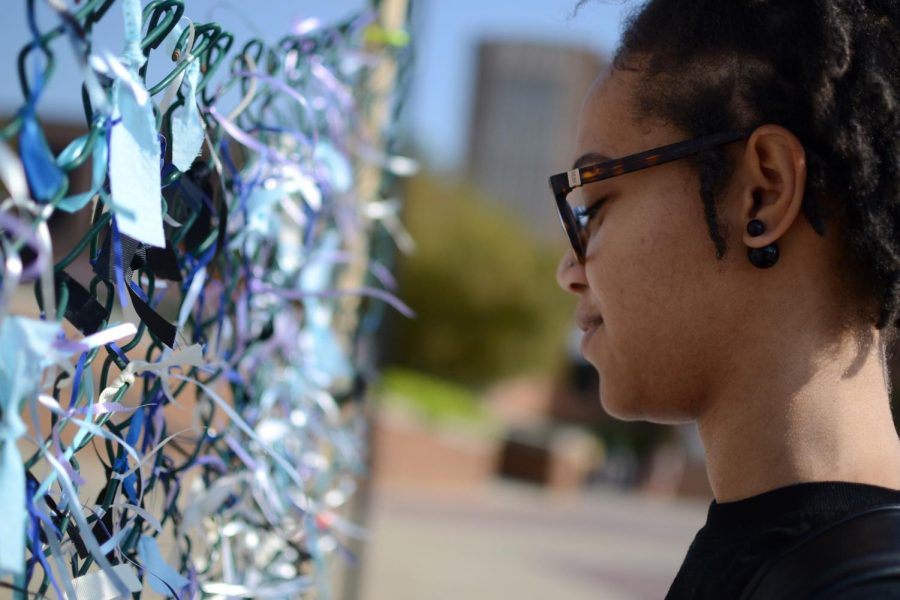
171, 59, 205, 172
107, 0, 166, 248
138, 535, 190, 595
120, 0, 144, 70
0, 316, 62, 575
300, 232, 352, 387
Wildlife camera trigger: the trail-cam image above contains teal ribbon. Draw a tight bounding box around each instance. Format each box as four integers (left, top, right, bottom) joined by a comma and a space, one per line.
56, 126, 109, 213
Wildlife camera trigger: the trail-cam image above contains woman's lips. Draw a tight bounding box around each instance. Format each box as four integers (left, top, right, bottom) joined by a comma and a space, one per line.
576, 312, 603, 333
577, 314, 603, 355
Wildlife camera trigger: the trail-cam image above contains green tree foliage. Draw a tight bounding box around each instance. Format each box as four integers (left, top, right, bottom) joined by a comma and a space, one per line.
381, 174, 575, 387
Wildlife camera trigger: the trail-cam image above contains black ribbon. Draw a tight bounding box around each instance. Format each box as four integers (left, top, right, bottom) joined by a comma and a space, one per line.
91, 162, 227, 349
52, 271, 108, 335
165, 161, 228, 262
95, 231, 180, 348
25, 470, 89, 559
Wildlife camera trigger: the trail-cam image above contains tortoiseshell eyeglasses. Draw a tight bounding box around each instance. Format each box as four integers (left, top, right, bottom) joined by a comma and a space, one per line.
548, 128, 753, 263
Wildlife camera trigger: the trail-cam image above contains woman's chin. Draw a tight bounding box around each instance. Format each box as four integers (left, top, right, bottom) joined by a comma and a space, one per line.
600, 388, 693, 424
599, 390, 645, 421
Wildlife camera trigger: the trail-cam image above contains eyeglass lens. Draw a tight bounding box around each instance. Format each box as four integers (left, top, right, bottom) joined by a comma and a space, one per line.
556, 193, 586, 261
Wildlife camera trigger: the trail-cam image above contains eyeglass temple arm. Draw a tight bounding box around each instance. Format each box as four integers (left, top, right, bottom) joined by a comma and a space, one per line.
549, 128, 753, 196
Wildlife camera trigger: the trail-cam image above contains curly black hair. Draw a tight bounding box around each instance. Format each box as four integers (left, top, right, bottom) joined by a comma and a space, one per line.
593, 0, 900, 331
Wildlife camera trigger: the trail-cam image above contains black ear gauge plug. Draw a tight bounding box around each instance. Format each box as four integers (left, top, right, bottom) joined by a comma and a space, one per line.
746, 219, 779, 269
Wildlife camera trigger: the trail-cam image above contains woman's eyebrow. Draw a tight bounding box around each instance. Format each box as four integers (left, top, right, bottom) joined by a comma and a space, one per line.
572, 151, 613, 169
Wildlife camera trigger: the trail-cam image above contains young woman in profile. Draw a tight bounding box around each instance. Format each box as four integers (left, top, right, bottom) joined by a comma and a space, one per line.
551, 1, 900, 598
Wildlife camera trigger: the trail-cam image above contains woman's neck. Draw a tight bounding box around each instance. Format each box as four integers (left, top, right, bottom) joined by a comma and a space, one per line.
697, 331, 900, 503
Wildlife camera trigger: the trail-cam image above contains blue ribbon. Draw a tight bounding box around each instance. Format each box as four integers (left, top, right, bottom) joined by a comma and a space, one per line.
114, 405, 144, 504
19, 108, 64, 202
19, 3, 64, 202
69, 352, 87, 409
111, 219, 130, 308
24, 478, 63, 600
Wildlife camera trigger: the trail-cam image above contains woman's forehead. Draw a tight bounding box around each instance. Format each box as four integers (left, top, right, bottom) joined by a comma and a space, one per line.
575, 69, 643, 159
575, 67, 676, 161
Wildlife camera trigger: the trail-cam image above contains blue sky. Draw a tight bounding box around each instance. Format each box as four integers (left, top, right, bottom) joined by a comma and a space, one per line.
0, 0, 627, 171
409, 0, 625, 169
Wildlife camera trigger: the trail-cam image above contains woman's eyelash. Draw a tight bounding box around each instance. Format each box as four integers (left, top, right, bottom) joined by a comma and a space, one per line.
576, 198, 608, 226
586, 200, 605, 219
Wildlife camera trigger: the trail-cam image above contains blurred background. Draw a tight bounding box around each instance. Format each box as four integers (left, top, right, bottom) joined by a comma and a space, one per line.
366, 5, 711, 599
0, 1, 714, 598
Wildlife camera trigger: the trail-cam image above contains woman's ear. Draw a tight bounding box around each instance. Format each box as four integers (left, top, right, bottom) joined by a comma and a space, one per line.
736, 124, 807, 248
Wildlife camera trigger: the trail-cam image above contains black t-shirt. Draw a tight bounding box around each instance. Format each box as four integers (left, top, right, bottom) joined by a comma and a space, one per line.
665, 481, 900, 599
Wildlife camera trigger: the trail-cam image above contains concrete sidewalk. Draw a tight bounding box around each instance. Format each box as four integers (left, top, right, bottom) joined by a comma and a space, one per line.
358, 482, 709, 600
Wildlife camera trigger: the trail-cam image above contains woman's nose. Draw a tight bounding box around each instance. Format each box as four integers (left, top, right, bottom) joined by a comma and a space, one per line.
556, 250, 588, 295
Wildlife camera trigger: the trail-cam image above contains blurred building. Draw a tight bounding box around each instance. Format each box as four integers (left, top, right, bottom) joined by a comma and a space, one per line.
466, 40, 605, 237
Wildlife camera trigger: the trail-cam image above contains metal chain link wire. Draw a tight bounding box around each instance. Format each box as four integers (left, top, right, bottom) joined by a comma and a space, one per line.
0, 0, 412, 597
